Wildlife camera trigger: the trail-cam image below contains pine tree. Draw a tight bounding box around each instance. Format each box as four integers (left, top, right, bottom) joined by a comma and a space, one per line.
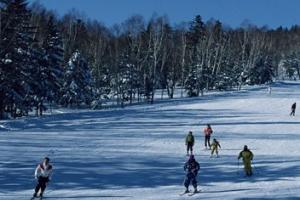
282, 52, 300, 80
185, 15, 207, 97
0, 0, 37, 118
248, 56, 274, 84
60, 51, 94, 107
185, 65, 199, 97
116, 53, 140, 107
187, 15, 206, 51
42, 16, 64, 111
91, 64, 112, 109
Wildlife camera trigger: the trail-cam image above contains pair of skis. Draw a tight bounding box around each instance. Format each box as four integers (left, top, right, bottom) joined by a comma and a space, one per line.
179, 190, 201, 196
31, 196, 43, 200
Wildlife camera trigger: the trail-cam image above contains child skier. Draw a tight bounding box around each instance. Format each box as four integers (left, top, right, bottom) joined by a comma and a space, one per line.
32, 157, 53, 199
185, 131, 195, 156
183, 155, 200, 194
203, 124, 213, 149
238, 145, 254, 176
210, 138, 221, 157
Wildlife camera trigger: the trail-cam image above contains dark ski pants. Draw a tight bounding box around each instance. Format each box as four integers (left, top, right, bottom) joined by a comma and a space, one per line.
186, 143, 193, 154
34, 177, 49, 195
290, 109, 296, 116
205, 135, 211, 148
184, 173, 197, 189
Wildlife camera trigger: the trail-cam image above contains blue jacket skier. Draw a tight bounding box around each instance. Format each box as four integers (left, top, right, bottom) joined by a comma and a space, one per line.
183, 155, 200, 193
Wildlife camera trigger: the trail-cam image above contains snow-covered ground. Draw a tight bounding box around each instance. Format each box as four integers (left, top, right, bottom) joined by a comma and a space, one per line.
1, 81, 300, 200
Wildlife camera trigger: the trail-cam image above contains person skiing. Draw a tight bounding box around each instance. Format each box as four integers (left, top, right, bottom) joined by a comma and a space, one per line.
32, 157, 53, 199
267, 86, 272, 95
203, 124, 213, 149
238, 145, 254, 176
183, 155, 200, 194
290, 102, 296, 116
210, 138, 221, 157
185, 131, 195, 155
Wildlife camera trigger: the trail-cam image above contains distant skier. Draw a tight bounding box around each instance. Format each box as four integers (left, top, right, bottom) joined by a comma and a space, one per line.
290, 102, 296, 116
210, 138, 221, 157
238, 145, 254, 176
183, 155, 200, 194
203, 124, 213, 149
32, 157, 53, 199
267, 86, 272, 95
185, 131, 195, 156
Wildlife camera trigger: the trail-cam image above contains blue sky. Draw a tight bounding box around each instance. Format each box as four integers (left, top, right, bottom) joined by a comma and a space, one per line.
29, 0, 300, 28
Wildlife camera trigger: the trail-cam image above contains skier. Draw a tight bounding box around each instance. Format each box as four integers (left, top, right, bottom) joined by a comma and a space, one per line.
32, 157, 53, 199
210, 138, 221, 157
185, 131, 195, 156
203, 124, 213, 149
183, 155, 200, 194
238, 145, 254, 176
267, 86, 272, 95
290, 102, 296, 116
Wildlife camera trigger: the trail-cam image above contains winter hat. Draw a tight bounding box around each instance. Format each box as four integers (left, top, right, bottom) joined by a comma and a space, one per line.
244, 145, 248, 151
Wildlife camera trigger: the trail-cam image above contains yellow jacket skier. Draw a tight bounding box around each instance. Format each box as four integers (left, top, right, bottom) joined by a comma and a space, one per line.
210, 138, 221, 157
238, 145, 254, 176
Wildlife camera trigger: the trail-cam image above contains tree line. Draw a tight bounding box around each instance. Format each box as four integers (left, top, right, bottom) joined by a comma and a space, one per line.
1, 0, 300, 119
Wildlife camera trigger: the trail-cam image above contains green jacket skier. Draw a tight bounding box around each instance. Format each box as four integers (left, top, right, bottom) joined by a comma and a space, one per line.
185, 131, 195, 155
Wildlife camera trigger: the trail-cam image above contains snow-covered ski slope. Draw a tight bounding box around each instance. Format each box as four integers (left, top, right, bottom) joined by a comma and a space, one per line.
1, 81, 300, 200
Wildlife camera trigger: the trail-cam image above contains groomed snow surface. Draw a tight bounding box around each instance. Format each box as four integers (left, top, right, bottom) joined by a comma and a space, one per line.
1, 81, 300, 200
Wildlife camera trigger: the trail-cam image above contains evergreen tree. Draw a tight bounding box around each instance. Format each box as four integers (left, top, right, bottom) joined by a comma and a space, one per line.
91, 64, 112, 109
248, 56, 274, 84
42, 16, 64, 107
0, 0, 37, 118
60, 51, 94, 107
282, 52, 300, 80
117, 56, 131, 107
185, 65, 199, 97
185, 15, 207, 97
187, 15, 206, 51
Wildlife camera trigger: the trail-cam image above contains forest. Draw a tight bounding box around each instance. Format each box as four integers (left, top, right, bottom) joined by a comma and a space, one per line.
1, 0, 300, 119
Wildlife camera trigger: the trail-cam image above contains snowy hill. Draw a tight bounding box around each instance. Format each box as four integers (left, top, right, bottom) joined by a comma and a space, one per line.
1, 81, 300, 200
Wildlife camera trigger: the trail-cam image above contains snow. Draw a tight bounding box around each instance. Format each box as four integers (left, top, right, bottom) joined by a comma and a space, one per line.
3, 59, 12, 64
1, 81, 300, 199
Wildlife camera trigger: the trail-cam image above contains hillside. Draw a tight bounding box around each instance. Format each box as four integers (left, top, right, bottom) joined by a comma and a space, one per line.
1, 82, 300, 200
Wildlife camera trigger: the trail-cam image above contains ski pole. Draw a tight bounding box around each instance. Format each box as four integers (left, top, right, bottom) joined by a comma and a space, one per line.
252, 161, 259, 175
44, 182, 54, 197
